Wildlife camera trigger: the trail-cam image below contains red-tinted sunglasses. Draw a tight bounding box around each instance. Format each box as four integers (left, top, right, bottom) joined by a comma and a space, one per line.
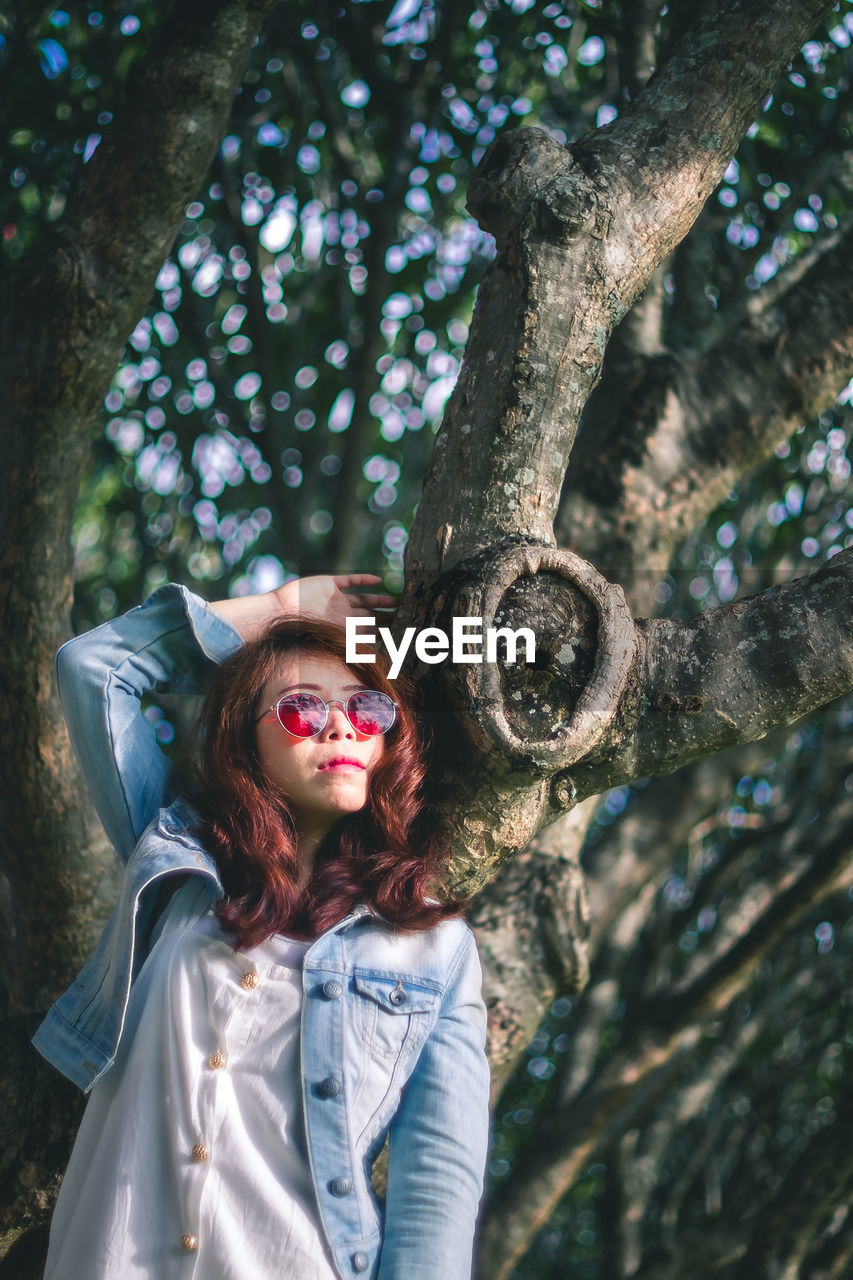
258, 690, 398, 738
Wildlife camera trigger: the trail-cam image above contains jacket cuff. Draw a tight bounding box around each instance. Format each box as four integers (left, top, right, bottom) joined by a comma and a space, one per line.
153, 582, 244, 666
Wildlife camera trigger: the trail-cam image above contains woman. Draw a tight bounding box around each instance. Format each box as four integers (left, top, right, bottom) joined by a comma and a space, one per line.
34, 573, 490, 1280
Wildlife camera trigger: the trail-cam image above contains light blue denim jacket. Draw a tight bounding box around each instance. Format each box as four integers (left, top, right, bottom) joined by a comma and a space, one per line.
32, 585, 490, 1280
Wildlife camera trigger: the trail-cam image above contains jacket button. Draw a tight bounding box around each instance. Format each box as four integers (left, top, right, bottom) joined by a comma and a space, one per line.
321, 979, 343, 1000
329, 1176, 353, 1197
352, 1251, 369, 1272
181, 1234, 198, 1253
389, 980, 408, 1006
318, 1076, 342, 1099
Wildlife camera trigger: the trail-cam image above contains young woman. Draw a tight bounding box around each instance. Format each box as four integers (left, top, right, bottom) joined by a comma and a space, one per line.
34, 573, 490, 1280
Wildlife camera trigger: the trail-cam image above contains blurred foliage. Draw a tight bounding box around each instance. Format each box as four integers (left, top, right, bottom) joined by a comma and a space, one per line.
2, 0, 623, 628
2, 0, 846, 631
3, 1, 853, 1275
494, 689, 853, 1276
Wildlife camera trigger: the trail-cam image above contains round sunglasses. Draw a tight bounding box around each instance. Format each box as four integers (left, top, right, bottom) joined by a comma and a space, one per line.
258, 689, 398, 738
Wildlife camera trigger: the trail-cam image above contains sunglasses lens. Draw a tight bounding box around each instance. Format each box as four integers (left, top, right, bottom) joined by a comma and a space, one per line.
347, 690, 396, 735
276, 694, 327, 737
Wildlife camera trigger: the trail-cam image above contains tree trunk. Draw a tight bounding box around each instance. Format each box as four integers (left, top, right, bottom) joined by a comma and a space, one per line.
0, 0, 277, 1012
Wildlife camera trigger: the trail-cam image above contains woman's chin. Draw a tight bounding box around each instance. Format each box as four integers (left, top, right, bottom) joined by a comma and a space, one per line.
324, 774, 369, 799
316, 784, 370, 817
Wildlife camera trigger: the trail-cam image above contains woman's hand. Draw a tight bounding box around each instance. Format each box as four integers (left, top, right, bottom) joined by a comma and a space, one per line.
209, 573, 396, 642
273, 573, 396, 625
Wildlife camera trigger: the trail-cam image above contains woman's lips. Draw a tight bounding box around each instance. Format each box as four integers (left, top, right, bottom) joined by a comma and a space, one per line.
319, 757, 366, 771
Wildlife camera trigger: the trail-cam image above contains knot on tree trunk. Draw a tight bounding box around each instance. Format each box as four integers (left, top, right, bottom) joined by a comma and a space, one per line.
466, 126, 598, 248
436, 540, 638, 781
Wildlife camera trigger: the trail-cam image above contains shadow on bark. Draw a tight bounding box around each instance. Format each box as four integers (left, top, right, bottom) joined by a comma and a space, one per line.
0, 1015, 84, 1276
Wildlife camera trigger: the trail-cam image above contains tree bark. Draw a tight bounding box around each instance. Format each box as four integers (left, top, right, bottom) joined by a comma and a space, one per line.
0, 1016, 86, 1265
475, 769, 853, 1279
402, 0, 836, 590
410, 540, 853, 897
469, 798, 596, 1093
0, 0, 276, 1012
558, 223, 853, 595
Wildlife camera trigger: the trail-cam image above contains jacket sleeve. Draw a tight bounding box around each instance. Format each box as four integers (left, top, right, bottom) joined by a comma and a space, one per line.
378, 928, 491, 1280
55, 584, 242, 864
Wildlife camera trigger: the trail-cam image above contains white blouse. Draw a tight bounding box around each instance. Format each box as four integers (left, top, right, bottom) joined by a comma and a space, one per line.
45, 904, 339, 1280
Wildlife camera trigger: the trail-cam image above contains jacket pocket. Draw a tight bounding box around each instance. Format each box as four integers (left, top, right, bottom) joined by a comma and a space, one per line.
349, 971, 442, 1148
352, 971, 441, 1058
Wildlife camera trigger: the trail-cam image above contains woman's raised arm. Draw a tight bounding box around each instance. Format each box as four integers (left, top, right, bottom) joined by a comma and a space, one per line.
57, 574, 395, 865
56, 585, 243, 864
208, 572, 396, 640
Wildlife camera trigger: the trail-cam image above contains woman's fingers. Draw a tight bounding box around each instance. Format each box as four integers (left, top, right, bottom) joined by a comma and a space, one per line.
331, 572, 383, 588
331, 575, 397, 614
350, 592, 398, 610
272, 574, 398, 624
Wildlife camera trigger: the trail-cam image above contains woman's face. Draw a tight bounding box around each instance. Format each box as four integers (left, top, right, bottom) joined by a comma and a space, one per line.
255, 651, 386, 840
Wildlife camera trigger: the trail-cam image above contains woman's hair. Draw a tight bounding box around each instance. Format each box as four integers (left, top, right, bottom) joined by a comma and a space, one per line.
193, 614, 459, 947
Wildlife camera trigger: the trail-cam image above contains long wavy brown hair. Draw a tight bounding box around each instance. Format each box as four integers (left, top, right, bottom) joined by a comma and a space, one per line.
193, 614, 459, 947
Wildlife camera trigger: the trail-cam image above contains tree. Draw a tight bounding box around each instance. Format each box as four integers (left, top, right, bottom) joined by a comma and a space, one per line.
2, 0, 852, 1276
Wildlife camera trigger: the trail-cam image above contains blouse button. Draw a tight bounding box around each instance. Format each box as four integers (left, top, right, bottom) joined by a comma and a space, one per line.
208, 1050, 226, 1070
181, 1234, 198, 1253
191, 1142, 209, 1163
240, 971, 259, 990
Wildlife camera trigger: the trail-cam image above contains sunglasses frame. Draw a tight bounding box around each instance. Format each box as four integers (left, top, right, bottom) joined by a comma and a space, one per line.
257, 690, 398, 738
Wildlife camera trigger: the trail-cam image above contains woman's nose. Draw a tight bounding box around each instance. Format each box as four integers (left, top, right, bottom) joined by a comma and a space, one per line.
324, 700, 355, 738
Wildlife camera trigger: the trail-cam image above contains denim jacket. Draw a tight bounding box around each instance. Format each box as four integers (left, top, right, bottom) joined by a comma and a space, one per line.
32, 585, 490, 1280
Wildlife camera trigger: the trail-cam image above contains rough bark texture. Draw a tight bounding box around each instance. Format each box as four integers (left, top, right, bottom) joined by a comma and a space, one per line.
558, 223, 853, 595
411, 539, 853, 898
402, 0, 836, 589
0, 0, 277, 1013
469, 797, 596, 1094
0, 1017, 86, 1265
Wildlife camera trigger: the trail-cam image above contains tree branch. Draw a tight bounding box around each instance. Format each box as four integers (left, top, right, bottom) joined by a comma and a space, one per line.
403, 0, 835, 595
461, 732, 774, 1091
557, 223, 853, 599
469, 799, 596, 1093
616, 0, 661, 102
421, 544, 850, 894
568, 547, 853, 805
733, 1087, 853, 1278
475, 812, 850, 1280
637, 815, 852, 1030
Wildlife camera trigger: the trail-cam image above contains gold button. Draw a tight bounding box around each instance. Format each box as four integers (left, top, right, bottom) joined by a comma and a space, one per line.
181, 1234, 198, 1253
191, 1142, 208, 1163
208, 1050, 226, 1070
240, 971, 259, 990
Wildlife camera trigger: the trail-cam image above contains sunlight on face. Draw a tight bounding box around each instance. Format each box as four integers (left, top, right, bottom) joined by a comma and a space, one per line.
255, 651, 386, 842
